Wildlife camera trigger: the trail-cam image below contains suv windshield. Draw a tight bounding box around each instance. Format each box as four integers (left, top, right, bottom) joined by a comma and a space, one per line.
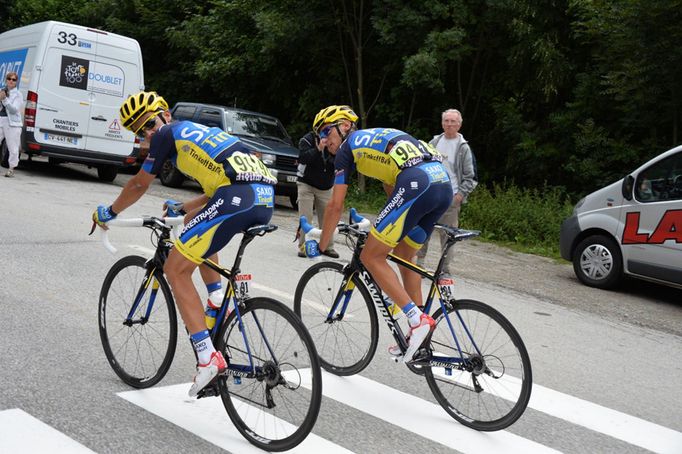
225, 111, 290, 143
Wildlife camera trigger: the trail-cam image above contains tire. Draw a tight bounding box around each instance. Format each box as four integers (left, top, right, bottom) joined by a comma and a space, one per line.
572, 234, 623, 289
424, 299, 532, 431
159, 160, 185, 187
289, 194, 298, 210
98, 255, 178, 388
97, 165, 118, 182
216, 297, 322, 452
293, 261, 378, 376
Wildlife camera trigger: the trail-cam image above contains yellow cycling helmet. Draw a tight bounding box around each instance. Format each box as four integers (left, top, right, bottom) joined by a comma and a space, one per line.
312, 105, 358, 134
120, 91, 169, 134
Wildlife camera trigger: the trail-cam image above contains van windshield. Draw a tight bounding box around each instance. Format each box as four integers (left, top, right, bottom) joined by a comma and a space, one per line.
225, 111, 289, 143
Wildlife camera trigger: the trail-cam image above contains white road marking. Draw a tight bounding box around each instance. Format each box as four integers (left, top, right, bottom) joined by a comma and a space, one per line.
528, 382, 682, 454
288, 370, 559, 454
0, 409, 95, 453
118, 384, 353, 453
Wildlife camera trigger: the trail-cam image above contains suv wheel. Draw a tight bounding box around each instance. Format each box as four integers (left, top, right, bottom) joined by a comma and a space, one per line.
97, 165, 118, 182
572, 234, 623, 289
160, 161, 185, 188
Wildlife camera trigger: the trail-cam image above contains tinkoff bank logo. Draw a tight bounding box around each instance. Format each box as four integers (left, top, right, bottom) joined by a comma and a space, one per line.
60, 55, 88, 90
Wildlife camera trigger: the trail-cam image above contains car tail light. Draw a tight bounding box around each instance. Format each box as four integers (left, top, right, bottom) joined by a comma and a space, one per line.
24, 90, 38, 128
28, 143, 41, 150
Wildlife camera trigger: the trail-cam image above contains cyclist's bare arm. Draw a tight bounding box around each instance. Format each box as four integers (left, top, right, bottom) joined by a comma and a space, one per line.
111, 169, 156, 214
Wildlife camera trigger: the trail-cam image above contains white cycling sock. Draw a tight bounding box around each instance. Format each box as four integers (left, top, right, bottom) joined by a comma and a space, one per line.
190, 330, 216, 364
403, 302, 422, 327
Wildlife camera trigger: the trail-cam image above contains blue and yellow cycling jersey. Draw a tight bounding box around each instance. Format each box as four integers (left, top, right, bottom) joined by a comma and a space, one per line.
142, 121, 276, 197
333, 128, 442, 186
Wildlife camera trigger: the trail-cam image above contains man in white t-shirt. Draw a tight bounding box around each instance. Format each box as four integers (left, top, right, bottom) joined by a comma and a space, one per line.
416, 108, 477, 273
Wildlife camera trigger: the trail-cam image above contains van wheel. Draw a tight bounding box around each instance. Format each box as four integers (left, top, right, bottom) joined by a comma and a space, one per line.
97, 166, 118, 182
160, 161, 185, 188
572, 234, 623, 289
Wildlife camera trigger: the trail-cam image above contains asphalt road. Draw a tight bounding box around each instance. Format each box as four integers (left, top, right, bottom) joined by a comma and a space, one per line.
1, 157, 680, 454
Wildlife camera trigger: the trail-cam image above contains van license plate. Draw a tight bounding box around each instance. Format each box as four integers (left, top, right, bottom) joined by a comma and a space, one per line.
286, 175, 297, 182
44, 133, 78, 145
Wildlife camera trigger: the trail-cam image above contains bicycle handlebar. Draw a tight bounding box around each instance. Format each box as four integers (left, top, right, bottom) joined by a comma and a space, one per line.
101, 216, 185, 254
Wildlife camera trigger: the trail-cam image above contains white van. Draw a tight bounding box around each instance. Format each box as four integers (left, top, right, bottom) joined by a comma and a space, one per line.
560, 145, 682, 289
0, 21, 144, 181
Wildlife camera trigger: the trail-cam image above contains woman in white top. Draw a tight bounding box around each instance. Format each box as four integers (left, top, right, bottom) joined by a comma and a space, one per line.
0, 71, 24, 177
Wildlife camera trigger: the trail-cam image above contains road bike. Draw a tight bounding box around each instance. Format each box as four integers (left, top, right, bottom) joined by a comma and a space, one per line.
97, 215, 322, 451
294, 209, 532, 431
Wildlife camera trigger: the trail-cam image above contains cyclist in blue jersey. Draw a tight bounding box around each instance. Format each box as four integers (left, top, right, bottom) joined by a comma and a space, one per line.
92, 91, 276, 396
311, 105, 453, 362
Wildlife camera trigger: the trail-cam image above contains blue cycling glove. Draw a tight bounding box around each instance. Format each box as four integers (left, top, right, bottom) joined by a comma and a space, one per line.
164, 199, 185, 217
92, 205, 117, 227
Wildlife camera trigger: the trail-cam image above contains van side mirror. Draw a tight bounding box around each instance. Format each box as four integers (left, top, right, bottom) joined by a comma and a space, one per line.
622, 175, 634, 200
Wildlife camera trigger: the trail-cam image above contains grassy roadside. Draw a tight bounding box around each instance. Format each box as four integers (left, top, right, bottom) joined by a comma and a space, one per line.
346, 180, 575, 260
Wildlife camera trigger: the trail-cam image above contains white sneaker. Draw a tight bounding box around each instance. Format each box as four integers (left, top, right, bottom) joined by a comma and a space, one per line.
402, 314, 435, 363
188, 351, 227, 397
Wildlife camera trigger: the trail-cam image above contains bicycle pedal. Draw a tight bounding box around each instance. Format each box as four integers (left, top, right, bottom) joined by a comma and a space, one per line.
404, 348, 430, 365
196, 383, 220, 399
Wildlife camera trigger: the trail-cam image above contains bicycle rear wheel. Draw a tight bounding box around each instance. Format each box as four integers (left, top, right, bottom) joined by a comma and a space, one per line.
216, 297, 322, 452
98, 255, 177, 388
294, 261, 378, 376
424, 299, 532, 431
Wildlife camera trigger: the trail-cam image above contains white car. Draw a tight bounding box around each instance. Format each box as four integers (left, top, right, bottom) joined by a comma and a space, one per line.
560, 145, 682, 289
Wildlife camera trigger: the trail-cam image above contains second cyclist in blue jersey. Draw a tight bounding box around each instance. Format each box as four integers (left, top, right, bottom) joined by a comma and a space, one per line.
312, 105, 453, 362
92, 91, 276, 396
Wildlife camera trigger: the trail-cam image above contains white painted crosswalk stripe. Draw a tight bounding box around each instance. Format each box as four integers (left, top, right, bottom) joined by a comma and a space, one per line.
527, 382, 682, 454
431, 366, 682, 453
0, 409, 95, 453
118, 384, 354, 453
290, 370, 559, 454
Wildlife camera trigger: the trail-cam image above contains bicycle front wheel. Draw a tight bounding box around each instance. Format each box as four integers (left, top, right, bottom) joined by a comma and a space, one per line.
98, 255, 177, 388
424, 299, 532, 431
216, 297, 322, 452
294, 261, 378, 376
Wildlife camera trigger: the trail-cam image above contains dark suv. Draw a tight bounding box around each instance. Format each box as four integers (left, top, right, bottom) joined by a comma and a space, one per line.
163, 102, 300, 206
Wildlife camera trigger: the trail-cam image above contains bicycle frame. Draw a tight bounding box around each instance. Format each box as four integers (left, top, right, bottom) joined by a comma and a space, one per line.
121, 219, 281, 389
330, 225, 484, 369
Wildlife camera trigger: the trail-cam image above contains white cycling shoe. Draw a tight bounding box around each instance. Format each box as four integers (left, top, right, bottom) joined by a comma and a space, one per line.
389, 314, 435, 362
188, 351, 227, 397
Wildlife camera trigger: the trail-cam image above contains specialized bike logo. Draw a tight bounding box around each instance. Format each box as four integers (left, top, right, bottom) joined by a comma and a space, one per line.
59, 55, 89, 90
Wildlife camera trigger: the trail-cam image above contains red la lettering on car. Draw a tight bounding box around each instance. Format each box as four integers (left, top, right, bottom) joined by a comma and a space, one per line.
622, 212, 649, 244
648, 209, 682, 244
622, 210, 682, 244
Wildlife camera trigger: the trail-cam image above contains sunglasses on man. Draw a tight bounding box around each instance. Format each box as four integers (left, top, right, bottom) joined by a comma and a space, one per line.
136, 116, 158, 138
318, 124, 335, 139
6, 77, 17, 82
